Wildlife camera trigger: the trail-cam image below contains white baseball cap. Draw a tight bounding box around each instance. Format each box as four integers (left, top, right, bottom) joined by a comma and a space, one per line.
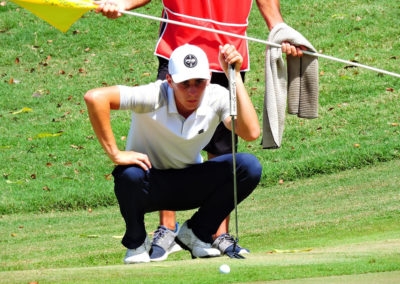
168, 44, 211, 83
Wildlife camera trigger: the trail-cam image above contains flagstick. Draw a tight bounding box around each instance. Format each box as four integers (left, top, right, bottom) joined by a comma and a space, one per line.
113, 9, 400, 79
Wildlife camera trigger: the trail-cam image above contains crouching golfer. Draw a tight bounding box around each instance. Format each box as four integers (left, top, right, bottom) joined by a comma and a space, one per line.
84, 44, 262, 263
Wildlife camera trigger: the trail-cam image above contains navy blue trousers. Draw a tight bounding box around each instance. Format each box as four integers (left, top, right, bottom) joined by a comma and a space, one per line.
112, 153, 262, 249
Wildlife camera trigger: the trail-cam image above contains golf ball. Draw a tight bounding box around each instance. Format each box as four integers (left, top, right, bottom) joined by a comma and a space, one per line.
219, 264, 230, 274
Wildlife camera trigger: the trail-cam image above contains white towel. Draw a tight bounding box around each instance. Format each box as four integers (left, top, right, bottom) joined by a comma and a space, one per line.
262, 23, 319, 149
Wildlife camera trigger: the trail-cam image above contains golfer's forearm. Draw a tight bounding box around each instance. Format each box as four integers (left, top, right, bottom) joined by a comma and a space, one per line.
256, 0, 284, 30
84, 93, 120, 162
234, 75, 260, 141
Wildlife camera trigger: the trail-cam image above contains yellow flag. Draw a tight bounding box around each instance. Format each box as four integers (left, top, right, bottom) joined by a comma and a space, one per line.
9, 0, 96, 32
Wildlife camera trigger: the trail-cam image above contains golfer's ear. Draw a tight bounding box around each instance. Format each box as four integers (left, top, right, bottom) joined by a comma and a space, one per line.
166, 74, 173, 87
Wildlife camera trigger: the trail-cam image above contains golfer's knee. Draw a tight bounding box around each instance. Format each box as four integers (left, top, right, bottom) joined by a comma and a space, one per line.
113, 165, 145, 189
236, 153, 262, 185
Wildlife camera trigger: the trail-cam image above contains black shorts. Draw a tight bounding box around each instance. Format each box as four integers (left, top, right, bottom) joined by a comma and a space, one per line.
157, 57, 245, 155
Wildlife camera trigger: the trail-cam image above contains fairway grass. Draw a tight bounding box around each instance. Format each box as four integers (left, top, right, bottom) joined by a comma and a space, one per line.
1, 160, 399, 283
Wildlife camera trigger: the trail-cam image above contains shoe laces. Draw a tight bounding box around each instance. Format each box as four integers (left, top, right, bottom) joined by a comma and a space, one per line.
217, 233, 235, 244
152, 226, 168, 243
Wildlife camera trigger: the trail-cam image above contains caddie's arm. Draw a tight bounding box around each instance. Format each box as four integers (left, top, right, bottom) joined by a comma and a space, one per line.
95, 0, 151, 19
84, 87, 152, 170
219, 44, 260, 142
256, 0, 306, 57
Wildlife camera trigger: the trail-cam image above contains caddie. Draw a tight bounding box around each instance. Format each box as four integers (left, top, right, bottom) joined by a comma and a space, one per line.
84, 43, 262, 263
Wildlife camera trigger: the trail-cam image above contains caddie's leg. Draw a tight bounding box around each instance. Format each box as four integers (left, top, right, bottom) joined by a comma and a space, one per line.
112, 165, 151, 249
159, 210, 176, 231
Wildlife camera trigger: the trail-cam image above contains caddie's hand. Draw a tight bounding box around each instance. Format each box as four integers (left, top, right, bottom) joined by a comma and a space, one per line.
95, 0, 125, 19
112, 150, 152, 171
281, 41, 307, 57
218, 44, 243, 76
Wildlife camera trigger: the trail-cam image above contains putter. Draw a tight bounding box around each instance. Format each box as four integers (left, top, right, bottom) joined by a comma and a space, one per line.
227, 63, 245, 259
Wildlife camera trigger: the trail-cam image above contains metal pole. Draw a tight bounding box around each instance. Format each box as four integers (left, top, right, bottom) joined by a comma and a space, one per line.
118, 9, 400, 79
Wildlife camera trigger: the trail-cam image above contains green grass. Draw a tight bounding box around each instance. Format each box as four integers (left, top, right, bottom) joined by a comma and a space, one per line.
1, 0, 400, 214
1, 160, 399, 282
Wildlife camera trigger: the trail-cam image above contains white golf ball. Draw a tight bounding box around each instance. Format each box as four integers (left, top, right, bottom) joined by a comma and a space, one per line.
219, 264, 230, 274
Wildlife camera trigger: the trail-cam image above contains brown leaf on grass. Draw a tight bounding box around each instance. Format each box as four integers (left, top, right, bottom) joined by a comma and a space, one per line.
15, 57, 20, 64
391, 123, 399, 126
142, 72, 150, 77
121, 136, 126, 141
73, 30, 80, 34
30, 174, 36, 179
67, 95, 73, 100
84, 47, 90, 52
46, 162, 53, 167
11, 233, 17, 237
78, 68, 85, 73
80, 109, 86, 114
88, 208, 93, 213
354, 144, 360, 148
59, 70, 65, 75
47, 39, 53, 43
279, 179, 284, 185
70, 145, 84, 150
105, 174, 112, 180
386, 88, 394, 92
42, 186, 50, 191
8, 77, 14, 84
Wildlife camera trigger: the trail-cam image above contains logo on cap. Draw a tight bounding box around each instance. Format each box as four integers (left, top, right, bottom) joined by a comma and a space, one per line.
184, 54, 197, 68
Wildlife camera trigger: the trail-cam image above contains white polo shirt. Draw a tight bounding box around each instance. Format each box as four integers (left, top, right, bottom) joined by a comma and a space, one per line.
118, 80, 230, 169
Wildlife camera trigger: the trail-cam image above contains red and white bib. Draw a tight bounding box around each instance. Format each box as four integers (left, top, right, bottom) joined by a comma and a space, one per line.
155, 0, 253, 72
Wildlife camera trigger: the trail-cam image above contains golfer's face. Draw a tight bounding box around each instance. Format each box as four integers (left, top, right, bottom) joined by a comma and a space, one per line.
172, 78, 209, 116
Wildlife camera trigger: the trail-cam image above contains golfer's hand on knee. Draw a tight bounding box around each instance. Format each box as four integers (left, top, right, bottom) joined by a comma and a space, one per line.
218, 44, 243, 76
281, 42, 307, 57
95, 0, 125, 19
112, 150, 152, 170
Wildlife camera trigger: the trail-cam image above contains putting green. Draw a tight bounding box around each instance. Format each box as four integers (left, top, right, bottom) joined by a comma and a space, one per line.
1, 238, 399, 283
259, 271, 400, 284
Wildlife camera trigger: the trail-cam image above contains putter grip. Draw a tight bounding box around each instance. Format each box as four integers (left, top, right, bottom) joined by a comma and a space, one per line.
228, 64, 237, 116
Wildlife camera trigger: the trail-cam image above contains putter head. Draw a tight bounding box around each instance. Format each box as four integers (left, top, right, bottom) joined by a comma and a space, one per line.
226, 251, 246, 259
226, 242, 246, 259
